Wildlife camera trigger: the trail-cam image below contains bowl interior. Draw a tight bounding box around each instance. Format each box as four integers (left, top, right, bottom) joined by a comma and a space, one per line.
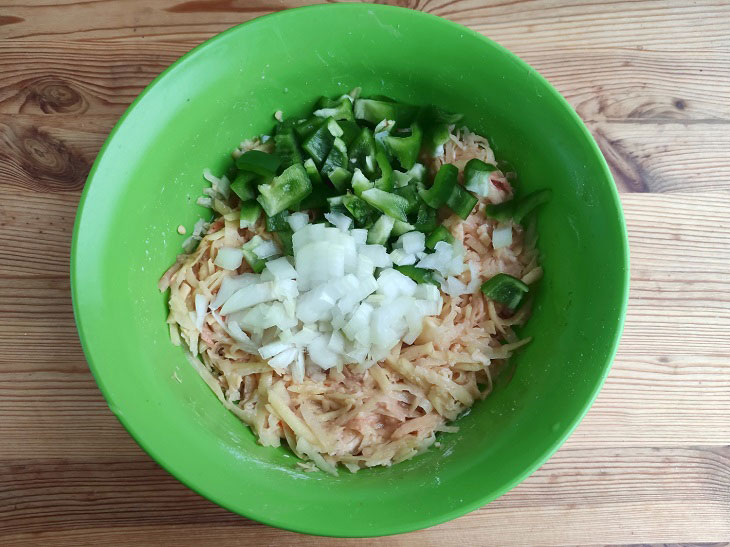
72, 4, 628, 537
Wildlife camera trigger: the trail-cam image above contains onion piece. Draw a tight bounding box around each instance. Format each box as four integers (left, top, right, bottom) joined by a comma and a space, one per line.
287, 212, 309, 232
253, 239, 280, 259
194, 294, 208, 331
492, 223, 513, 249
214, 247, 243, 270
324, 212, 353, 232
265, 257, 297, 280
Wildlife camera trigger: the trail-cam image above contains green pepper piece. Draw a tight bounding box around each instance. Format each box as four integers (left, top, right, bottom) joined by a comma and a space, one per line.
485, 189, 552, 224
322, 137, 351, 191
257, 163, 312, 217
425, 225, 455, 250
513, 189, 552, 223
367, 215, 395, 245
348, 127, 378, 178
327, 195, 350, 217
313, 96, 355, 121
416, 105, 463, 154
265, 210, 289, 232
373, 143, 393, 192
391, 219, 415, 237
343, 193, 379, 227
302, 118, 336, 165
483, 200, 514, 221
294, 159, 334, 210
230, 171, 259, 201
274, 129, 303, 170
480, 273, 529, 309
328, 167, 352, 192
446, 184, 478, 219
392, 170, 412, 188
463, 159, 498, 196
413, 202, 438, 233
394, 265, 439, 286
303, 158, 323, 187
393, 182, 420, 214
351, 168, 374, 196
239, 200, 261, 230
235, 150, 281, 177
420, 164, 458, 209
241, 236, 267, 273
337, 120, 361, 146
241, 249, 266, 273
361, 188, 409, 222
294, 117, 325, 139
354, 98, 418, 127
277, 229, 294, 256
383, 123, 423, 170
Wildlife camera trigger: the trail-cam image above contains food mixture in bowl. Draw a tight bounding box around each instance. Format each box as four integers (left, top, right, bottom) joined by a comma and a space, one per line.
159, 89, 550, 474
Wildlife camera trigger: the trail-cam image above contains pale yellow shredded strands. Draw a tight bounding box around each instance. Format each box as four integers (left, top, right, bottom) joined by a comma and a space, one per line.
161, 128, 541, 475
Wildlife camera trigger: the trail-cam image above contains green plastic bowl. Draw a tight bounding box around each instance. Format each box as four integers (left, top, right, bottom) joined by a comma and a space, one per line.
71, 4, 628, 537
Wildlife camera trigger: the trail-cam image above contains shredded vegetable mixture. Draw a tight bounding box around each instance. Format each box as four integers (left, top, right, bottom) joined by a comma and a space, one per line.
161, 121, 542, 474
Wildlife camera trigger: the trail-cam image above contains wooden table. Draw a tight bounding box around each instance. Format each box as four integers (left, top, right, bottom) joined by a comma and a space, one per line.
2, 1, 729, 545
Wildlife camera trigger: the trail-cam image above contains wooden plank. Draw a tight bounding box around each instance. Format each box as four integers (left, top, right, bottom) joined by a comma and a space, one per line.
2, 0, 730, 52
0, 446, 728, 545
590, 122, 730, 193
2, 41, 729, 123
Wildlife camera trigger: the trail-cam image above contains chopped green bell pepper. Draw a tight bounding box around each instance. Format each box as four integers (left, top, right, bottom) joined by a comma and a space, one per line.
412, 202, 438, 233
239, 200, 261, 230
257, 163, 312, 217
351, 168, 373, 196
343, 193, 379, 227
373, 144, 394, 192
274, 129, 303, 170
446, 184, 478, 219
420, 163, 458, 208
361, 188, 409, 222
322, 137, 350, 191
235, 150, 281, 177
302, 118, 336, 165
393, 182, 420, 214
313, 96, 355, 121
394, 265, 439, 286
480, 273, 529, 309
230, 171, 259, 201
327, 195, 350, 217
277, 229, 294, 256
241, 235, 267, 273
265, 210, 289, 232
384, 123, 423, 170
337, 120, 361, 146
425, 225, 455, 250
485, 189, 552, 224
464, 158, 498, 196
367, 215, 395, 245
294, 117, 325, 139
349, 127, 378, 178
354, 98, 418, 127
391, 219, 415, 237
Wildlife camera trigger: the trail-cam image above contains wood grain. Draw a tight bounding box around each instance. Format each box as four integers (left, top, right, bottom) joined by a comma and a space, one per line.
1, 1, 729, 545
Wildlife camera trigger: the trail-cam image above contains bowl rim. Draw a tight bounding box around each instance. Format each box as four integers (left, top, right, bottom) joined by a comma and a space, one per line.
71, 3, 630, 537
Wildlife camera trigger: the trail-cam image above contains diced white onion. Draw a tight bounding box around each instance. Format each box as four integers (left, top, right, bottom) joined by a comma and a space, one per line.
265, 257, 297, 280
287, 212, 309, 232
194, 294, 208, 331
397, 231, 426, 255
214, 247, 243, 270
253, 239, 280, 259
492, 223, 513, 249
324, 212, 353, 232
